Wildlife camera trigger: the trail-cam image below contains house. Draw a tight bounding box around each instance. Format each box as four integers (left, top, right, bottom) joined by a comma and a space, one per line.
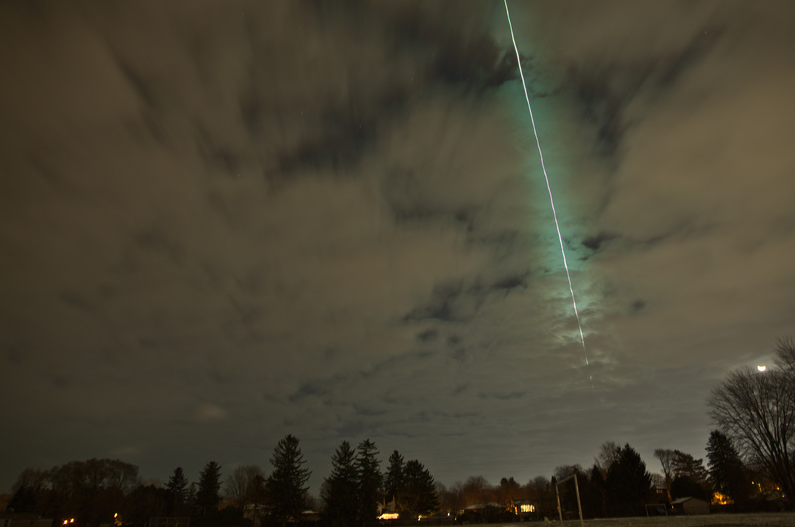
651, 484, 669, 503
671, 497, 709, 515
510, 500, 540, 521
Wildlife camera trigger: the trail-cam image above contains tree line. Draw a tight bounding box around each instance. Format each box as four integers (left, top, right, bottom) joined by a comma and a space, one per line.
8, 338, 795, 525
6, 436, 438, 527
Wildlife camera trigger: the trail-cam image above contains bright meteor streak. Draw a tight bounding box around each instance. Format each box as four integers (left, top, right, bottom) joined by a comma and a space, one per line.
503, 0, 592, 385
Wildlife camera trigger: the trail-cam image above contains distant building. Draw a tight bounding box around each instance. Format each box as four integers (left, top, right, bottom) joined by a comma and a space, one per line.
510, 500, 540, 521
651, 484, 669, 503
671, 497, 709, 515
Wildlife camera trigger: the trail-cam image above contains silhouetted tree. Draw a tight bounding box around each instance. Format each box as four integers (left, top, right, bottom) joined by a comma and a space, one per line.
605, 444, 652, 516
354, 439, 382, 523
167, 467, 189, 515
14, 459, 140, 526
401, 460, 439, 516
775, 337, 795, 375
266, 435, 311, 526
384, 450, 405, 510
128, 484, 171, 526
461, 475, 491, 505
321, 441, 358, 527
436, 481, 465, 516
496, 477, 521, 509
671, 450, 709, 483
653, 449, 675, 502
706, 429, 749, 506
707, 430, 751, 504
8, 468, 48, 513
595, 441, 620, 476
553, 465, 584, 517
708, 341, 795, 504
590, 464, 607, 517
524, 476, 555, 519
196, 461, 222, 522
224, 465, 264, 511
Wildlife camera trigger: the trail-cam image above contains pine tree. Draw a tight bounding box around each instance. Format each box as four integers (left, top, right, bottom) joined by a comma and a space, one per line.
590, 464, 607, 517
706, 429, 749, 504
355, 439, 382, 523
166, 467, 189, 514
402, 460, 439, 516
671, 450, 709, 483
196, 462, 222, 520
321, 441, 358, 526
605, 444, 652, 517
266, 435, 311, 525
669, 450, 710, 500
384, 450, 405, 511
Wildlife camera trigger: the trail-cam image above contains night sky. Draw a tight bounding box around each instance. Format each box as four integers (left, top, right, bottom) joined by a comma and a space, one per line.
2, 1, 794, 495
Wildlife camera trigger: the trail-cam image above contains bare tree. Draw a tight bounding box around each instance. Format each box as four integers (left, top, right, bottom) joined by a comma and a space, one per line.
774, 337, 795, 375
708, 363, 795, 504
595, 441, 620, 475
653, 449, 675, 502
462, 475, 492, 505
224, 464, 265, 510
437, 481, 466, 515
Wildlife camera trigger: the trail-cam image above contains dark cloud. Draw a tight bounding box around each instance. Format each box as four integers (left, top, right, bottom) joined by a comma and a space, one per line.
404, 281, 468, 323
416, 329, 439, 343
582, 232, 617, 252
491, 272, 529, 293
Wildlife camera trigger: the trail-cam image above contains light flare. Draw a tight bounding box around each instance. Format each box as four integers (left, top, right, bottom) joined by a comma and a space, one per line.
504, 0, 592, 386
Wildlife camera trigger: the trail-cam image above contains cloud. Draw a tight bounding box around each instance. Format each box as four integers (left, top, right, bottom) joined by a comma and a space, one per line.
0, 0, 793, 495
196, 404, 227, 422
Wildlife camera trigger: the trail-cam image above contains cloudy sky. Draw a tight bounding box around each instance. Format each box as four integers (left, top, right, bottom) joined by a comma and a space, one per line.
1, 0, 794, 494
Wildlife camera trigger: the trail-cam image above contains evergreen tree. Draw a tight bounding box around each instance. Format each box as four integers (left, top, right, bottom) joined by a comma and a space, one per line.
186, 482, 198, 509
402, 460, 439, 516
706, 429, 749, 505
355, 439, 382, 523
384, 450, 405, 510
605, 444, 652, 516
671, 450, 709, 483
196, 462, 222, 520
590, 464, 607, 518
266, 434, 311, 525
166, 467, 189, 514
321, 441, 358, 526
669, 450, 711, 501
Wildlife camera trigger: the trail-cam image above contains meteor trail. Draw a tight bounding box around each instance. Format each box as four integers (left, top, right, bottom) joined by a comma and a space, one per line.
503, 0, 593, 386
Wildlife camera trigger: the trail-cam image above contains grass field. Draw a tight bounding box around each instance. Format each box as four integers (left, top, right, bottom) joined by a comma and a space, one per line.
489, 513, 795, 527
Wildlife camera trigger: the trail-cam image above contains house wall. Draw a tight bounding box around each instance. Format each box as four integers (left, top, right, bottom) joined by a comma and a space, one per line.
682, 499, 710, 515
